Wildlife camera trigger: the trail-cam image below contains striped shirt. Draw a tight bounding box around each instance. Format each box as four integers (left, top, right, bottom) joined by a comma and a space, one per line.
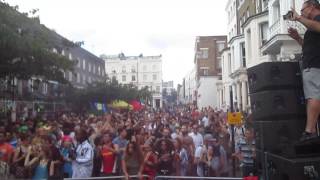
237, 139, 255, 166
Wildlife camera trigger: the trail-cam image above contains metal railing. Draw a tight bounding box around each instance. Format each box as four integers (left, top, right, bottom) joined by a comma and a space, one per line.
65, 175, 148, 180
269, 18, 281, 39
65, 175, 243, 180
155, 176, 243, 180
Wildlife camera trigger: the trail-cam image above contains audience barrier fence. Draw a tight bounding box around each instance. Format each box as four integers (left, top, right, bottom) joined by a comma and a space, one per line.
65, 175, 244, 180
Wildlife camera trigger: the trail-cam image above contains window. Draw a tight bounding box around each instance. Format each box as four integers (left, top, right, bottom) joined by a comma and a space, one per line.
122, 65, 126, 73
88, 63, 91, 72
42, 83, 47, 94
152, 64, 156, 70
82, 74, 86, 84
256, 0, 261, 13
156, 86, 160, 93
203, 69, 209, 76
246, 29, 252, 63
77, 58, 81, 68
260, 22, 269, 45
61, 50, 65, 56
77, 73, 80, 83
93, 65, 96, 74
98, 66, 101, 75
112, 67, 116, 74
240, 42, 246, 68
262, 0, 268, 11
122, 75, 126, 82
153, 74, 157, 81
88, 76, 92, 84
217, 42, 225, 52
272, 1, 280, 23
217, 57, 222, 69
132, 75, 136, 81
228, 53, 232, 74
69, 53, 72, 60
198, 48, 209, 59
143, 65, 147, 71
200, 67, 209, 76
82, 59, 86, 70
69, 71, 72, 81
143, 74, 147, 81
131, 66, 136, 73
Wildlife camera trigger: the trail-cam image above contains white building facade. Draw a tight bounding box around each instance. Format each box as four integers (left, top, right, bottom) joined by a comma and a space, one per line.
261, 0, 305, 60
197, 76, 220, 109
220, 0, 306, 112
222, 0, 250, 112
218, 48, 232, 111
103, 54, 163, 108
182, 68, 197, 105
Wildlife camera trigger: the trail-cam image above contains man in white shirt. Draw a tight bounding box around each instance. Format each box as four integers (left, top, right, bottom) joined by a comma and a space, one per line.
202, 114, 209, 128
189, 124, 203, 148
194, 134, 212, 177
72, 128, 94, 178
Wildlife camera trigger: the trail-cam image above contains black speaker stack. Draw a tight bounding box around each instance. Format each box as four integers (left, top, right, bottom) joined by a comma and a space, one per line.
247, 61, 320, 180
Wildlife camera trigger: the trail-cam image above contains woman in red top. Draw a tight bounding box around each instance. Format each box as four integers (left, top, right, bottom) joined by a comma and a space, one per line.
100, 132, 117, 177
138, 140, 158, 180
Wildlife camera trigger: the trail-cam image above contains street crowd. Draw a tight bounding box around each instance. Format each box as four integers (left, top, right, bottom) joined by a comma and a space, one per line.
0, 105, 255, 180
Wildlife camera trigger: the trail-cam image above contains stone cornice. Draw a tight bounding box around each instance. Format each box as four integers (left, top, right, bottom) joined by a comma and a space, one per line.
229, 67, 247, 79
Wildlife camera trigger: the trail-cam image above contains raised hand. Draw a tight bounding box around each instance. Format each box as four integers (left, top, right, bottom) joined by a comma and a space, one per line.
288, 27, 300, 40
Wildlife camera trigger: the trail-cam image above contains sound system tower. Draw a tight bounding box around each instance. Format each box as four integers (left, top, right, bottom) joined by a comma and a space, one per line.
248, 61, 320, 180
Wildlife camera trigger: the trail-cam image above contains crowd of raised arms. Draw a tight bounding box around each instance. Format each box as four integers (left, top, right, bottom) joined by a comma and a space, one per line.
0, 106, 255, 180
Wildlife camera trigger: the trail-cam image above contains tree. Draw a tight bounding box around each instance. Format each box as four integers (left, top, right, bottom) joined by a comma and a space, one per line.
0, 2, 76, 83
162, 88, 168, 98
65, 80, 152, 112
169, 89, 178, 104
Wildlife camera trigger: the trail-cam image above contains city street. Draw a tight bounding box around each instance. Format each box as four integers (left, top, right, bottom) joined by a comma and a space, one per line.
1, 0, 320, 180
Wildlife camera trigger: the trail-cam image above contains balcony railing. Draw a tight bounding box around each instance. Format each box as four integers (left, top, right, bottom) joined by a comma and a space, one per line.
269, 18, 281, 39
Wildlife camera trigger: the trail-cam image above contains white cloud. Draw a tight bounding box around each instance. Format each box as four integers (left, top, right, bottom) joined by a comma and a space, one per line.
7, 0, 228, 85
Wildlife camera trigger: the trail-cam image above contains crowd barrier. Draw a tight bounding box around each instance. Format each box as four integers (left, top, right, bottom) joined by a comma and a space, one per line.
155, 176, 243, 180
65, 175, 147, 180
65, 175, 243, 180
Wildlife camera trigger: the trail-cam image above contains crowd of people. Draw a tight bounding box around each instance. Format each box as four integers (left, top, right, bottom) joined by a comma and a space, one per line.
0, 105, 255, 180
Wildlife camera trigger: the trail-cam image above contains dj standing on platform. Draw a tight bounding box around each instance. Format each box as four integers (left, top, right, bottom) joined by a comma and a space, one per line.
288, 0, 320, 141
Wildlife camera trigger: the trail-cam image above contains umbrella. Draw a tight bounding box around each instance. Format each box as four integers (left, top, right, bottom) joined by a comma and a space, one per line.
130, 100, 143, 111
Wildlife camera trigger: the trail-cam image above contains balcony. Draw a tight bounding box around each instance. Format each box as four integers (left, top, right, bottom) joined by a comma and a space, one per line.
261, 18, 300, 55
269, 19, 280, 39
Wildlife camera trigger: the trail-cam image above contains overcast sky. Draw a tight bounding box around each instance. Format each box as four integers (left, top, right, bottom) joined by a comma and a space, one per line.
7, 0, 228, 86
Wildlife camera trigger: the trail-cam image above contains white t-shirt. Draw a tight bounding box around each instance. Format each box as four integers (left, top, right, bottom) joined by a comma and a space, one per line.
72, 140, 94, 178
171, 132, 178, 140
189, 132, 203, 148
202, 116, 209, 127
195, 145, 206, 177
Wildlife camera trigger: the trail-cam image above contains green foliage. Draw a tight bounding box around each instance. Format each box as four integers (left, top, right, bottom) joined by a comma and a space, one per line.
163, 88, 177, 105
65, 79, 152, 111
0, 2, 76, 83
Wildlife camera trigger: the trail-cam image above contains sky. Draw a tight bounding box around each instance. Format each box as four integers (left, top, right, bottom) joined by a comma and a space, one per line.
7, 0, 228, 87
